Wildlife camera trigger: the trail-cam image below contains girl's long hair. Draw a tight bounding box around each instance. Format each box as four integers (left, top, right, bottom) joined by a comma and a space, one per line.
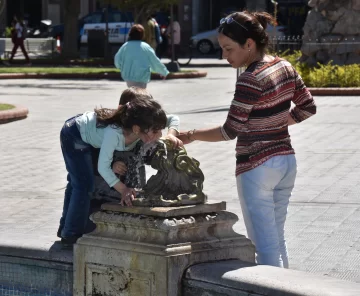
95, 94, 167, 132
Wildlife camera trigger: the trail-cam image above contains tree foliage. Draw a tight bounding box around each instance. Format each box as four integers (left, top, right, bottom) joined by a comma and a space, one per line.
100, 0, 177, 22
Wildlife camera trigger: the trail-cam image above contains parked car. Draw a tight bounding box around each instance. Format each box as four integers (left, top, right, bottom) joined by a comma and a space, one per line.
27, 19, 53, 38
51, 9, 134, 43
190, 24, 288, 54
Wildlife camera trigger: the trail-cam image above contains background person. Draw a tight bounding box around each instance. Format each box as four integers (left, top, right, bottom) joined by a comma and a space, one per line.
5, 16, 30, 66
143, 16, 157, 50
114, 24, 169, 89
178, 11, 316, 268
166, 16, 181, 60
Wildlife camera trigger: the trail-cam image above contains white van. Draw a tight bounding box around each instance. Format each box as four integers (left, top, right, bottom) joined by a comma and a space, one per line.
79, 10, 133, 44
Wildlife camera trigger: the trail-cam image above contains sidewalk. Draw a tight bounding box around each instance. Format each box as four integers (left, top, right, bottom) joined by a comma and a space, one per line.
0, 67, 359, 284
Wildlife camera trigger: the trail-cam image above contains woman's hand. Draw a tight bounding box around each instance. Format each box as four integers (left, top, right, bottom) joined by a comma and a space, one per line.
112, 161, 127, 176
164, 134, 183, 148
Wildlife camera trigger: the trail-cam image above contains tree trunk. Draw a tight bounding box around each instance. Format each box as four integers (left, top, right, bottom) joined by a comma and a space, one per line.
62, 0, 81, 59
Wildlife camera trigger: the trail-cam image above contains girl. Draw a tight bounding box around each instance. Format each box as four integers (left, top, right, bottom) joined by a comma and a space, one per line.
179, 11, 316, 268
59, 90, 180, 246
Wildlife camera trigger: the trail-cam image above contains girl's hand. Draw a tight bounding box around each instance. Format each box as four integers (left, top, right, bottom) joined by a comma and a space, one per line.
165, 134, 183, 148
112, 161, 127, 176
119, 187, 136, 207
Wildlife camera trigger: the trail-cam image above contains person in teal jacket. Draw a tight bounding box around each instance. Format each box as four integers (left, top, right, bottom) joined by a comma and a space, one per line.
114, 24, 169, 89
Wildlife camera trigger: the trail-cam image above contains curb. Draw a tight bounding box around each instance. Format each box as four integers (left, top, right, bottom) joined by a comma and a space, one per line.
0, 105, 29, 124
308, 88, 360, 96
0, 71, 207, 80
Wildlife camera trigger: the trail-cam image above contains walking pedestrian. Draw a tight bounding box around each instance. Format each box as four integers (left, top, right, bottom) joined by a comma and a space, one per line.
114, 24, 169, 89
166, 16, 181, 60
4, 16, 30, 66
178, 11, 316, 268
143, 16, 157, 50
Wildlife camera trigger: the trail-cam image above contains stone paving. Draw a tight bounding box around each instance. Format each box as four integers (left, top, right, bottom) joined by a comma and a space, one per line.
0, 67, 360, 282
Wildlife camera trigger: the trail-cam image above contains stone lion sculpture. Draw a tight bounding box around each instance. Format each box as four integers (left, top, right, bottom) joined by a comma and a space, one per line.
133, 139, 207, 207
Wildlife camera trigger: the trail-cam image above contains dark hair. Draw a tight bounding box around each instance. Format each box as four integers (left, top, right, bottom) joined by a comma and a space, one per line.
95, 94, 167, 133
218, 11, 276, 54
128, 24, 145, 41
118, 87, 150, 105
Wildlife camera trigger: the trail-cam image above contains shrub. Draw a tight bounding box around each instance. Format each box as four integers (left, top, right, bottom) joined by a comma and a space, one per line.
278, 51, 360, 87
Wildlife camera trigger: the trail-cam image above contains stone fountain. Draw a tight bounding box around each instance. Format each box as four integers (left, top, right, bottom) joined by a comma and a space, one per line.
73, 140, 255, 296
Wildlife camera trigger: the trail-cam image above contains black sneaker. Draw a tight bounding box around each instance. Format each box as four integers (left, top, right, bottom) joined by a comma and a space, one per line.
61, 236, 80, 249
57, 227, 63, 238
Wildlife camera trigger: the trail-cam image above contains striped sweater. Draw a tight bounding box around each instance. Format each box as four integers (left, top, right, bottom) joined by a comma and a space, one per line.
220, 56, 316, 176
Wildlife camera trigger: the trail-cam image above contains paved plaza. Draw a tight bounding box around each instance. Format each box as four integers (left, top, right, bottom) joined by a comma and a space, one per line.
0, 67, 360, 283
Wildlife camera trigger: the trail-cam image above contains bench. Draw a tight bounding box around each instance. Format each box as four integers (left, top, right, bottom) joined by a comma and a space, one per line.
0, 38, 57, 59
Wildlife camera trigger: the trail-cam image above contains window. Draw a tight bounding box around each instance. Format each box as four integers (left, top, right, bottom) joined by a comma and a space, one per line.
109, 12, 122, 23
83, 13, 102, 24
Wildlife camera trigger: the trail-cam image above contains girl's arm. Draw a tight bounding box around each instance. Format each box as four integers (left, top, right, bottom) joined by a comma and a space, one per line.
98, 128, 134, 205
165, 114, 182, 147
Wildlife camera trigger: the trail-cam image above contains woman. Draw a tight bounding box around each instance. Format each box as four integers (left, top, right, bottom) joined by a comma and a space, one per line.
114, 24, 169, 89
179, 11, 316, 268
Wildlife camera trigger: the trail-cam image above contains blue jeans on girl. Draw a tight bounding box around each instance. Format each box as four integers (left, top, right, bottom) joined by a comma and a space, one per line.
236, 154, 297, 268
59, 116, 94, 240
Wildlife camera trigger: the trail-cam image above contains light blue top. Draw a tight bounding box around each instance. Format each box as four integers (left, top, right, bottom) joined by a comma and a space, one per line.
75, 111, 179, 188
114, 40, 169, 84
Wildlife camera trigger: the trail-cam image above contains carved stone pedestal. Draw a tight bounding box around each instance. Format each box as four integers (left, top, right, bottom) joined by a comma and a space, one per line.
73, 202, 255, 296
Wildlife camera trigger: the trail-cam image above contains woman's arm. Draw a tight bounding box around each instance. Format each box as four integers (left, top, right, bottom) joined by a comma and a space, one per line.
290, 71, 317, 123
178, 126, 225, 144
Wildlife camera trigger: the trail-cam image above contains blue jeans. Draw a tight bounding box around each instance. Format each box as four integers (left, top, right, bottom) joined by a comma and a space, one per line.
59, 116, 94, 238
236, 155, 297, 268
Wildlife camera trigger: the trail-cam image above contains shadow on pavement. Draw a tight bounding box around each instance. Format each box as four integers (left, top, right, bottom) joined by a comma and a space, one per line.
177, 106, 229, 114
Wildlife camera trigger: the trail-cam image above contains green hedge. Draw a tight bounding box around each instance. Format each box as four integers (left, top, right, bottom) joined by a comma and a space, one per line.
279, 51, 360, 87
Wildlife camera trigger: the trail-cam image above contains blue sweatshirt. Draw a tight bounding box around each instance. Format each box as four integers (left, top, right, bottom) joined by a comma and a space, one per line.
114, 40, 169, 84
75, 112, 179, 188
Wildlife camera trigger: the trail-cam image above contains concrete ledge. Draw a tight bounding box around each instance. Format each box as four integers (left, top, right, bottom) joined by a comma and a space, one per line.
309, 88, 360, 96
183, 260, 360, 296
0, 104, 28, 123
0, 71, 207, 81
